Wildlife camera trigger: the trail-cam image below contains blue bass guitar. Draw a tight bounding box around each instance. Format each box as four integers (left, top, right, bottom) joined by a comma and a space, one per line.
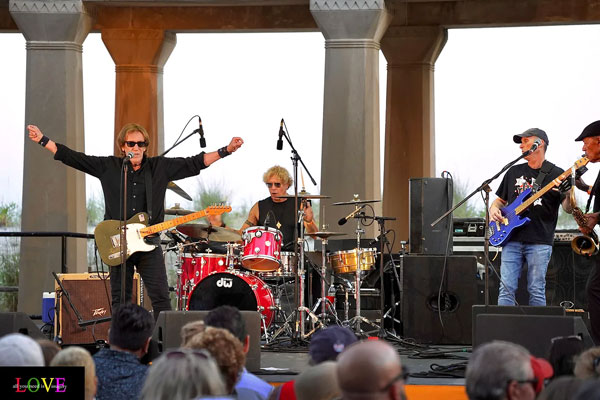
489, 157, 589, 247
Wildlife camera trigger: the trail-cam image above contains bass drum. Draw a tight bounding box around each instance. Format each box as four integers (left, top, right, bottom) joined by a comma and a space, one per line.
187, 271, 274, 328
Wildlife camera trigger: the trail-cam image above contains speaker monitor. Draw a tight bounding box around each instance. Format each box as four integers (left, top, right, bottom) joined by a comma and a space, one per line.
409, 178, 453, 255
0, 312, 45, 339
399, 255, 477, 344
152, 310, 262, 372
54, 272, 141, 345
474, 314, 594, 358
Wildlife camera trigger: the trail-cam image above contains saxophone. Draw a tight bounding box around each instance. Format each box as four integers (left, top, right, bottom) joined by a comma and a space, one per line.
570, 169, 600, 256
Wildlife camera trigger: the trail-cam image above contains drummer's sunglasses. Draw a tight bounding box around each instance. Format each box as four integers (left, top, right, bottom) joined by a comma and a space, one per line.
124, 141, 148, 148
266, 182, 282, 188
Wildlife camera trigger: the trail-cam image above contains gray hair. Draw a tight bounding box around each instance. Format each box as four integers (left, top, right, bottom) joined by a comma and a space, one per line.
466, 341, 532, 400
140, 349, 226, 400
0, 333, 44, 366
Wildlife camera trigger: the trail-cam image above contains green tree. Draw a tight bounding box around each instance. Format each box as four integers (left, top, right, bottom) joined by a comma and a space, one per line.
451, 177, 486, 219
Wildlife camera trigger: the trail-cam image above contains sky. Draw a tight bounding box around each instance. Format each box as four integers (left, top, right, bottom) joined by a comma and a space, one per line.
3, 25, 600, 227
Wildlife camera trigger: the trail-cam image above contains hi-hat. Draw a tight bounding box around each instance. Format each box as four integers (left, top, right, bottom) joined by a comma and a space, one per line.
312, 231, 346, 239
332, 199, 381, 206
165, 204, 195, 215
177, 223, 241, 242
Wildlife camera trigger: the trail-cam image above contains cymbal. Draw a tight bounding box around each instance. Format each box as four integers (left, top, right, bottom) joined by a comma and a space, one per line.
332, 199, 381, 206
165, 204, 195, 215
312, 231, 346, 239
167, 181, 192, 201
277, 192, 331, 199
176, 223, 242, 242
177, 223, 210, 238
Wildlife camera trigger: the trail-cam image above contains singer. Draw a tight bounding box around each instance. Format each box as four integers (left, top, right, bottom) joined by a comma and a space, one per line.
209, 165, 317, 250
27, 123, 244, 320
489, 128, 569, 307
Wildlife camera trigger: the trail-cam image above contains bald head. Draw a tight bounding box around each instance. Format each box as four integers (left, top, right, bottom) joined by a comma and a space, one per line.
337, 340, 406, 400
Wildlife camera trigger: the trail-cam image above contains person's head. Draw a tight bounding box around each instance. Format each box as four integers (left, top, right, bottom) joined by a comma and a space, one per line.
295, 361, 340, 400
204, 305, 248, 352
575, 120, 600, 162
513, 128, 548, 159
108, 304, 154, 356
117, 123, 150, 165
180, 320, 206, 347
184, 326, 246, 394
537, 376, 583, 400
263, 165, 292, 202
337, 339, 407, 400
547, 335, 584, 377
50, 346, 97, 400
0, 333, 44, 366
466, 341, 553, 400
573, 345, 600, 378
309, 325, 358, 364
140, 348, 226, 400
36, 339, 61, 366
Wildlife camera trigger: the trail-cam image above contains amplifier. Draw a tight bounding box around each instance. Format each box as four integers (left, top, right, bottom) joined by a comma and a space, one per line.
453, 218, 485, 237
54, 272, 141, 345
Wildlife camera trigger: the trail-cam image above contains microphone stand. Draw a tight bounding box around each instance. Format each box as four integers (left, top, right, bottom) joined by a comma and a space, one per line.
120, 158, 130, 307
431, 149, 533, 305
161, 128, 201, 157
278, 122, 318, 340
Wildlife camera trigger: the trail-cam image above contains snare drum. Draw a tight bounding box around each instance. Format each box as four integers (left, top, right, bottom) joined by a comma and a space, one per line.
241, 226, 282, 272
259, 252, 297, 279
181, 253, 229, 287
328, 248, 377, 274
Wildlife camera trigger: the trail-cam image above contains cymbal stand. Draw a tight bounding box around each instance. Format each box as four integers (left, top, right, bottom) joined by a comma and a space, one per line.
174, 243, 185, 311
311, 235, 340, 325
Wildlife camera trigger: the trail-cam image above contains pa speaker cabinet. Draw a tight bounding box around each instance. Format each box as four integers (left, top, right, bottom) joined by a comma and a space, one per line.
54, 272, 141, 345
153, 310, 262, 372
0, 312, 45, 339
474, 314, 594, 358
409, 178, 453, 255
401, 255, 477, 344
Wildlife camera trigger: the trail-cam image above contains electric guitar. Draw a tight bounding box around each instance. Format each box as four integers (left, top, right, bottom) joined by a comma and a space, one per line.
94, 205, 231, 266
489, 157, 589, 247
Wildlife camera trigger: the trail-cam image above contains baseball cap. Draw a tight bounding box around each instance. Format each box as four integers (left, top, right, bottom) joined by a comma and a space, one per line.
513, 128, 549, 146
575, 120, 600, 141
530, 355, 554, 394
308, 325, 358, 364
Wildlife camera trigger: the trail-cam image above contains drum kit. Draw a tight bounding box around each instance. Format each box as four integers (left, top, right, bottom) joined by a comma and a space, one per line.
163, 194, 387, 340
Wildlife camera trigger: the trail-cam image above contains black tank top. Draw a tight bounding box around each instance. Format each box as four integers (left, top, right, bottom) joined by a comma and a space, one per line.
258, 197, 298, 251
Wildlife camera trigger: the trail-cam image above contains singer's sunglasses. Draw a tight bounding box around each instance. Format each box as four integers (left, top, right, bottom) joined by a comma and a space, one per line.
266, 182, 282, 188
124, 141, 148, 148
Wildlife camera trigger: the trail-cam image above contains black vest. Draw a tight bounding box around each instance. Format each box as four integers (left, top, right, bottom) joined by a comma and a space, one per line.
258, 197, 297, 251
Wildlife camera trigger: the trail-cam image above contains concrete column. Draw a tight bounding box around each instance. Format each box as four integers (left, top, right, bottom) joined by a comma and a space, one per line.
101, 29, 176, 156
10, 0, 91, 314
380, 26, 447, 249
310, 0, 391, 238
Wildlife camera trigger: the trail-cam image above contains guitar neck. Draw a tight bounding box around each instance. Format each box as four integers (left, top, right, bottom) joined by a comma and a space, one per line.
514, 168, 572, 215
139, 210, 208, 237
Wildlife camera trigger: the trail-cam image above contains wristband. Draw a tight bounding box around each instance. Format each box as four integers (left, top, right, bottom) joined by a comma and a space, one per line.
217, 146, 230, 158
39, 135, 50, 147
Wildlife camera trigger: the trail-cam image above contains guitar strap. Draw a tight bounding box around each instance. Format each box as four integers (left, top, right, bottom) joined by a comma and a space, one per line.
532, 160, 555, 193
144, 164, 153, 224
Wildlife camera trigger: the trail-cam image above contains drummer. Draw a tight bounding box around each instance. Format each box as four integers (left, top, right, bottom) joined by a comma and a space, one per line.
209, 165, 318, 250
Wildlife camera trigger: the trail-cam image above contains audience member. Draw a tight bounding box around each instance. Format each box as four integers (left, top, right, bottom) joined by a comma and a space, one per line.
573, 345, 600, 378
36, 339, 61, 366
140, 348, 227, 400
309, 325, 357, 365
574, 378, 600, 400
337, 339, 407, 400
466, 341, 553, 400
93, 304, 154, 400
538, 376, 584, 400
547, 335, 584, 377
184, 326, 248, 396
180, 319, 205, 346
0, 333, 44, 366
51, 346, 97, 400
294, 361, 340, 400
205, 305, 273, 399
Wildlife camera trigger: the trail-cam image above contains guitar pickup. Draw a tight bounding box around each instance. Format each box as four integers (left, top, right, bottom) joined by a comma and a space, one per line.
494, 221, 501, 231
502, 217, 508, 226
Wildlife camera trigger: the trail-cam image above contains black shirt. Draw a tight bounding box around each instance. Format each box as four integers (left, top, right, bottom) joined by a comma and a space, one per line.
496, 162, 564, 245
258, 197, 298, 251
54, 143, 207, 223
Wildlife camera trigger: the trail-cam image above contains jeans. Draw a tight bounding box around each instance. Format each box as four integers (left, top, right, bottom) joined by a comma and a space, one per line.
497, 241, 553, 306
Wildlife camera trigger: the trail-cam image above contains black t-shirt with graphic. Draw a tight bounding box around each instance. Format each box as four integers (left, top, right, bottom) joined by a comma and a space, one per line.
495, 162, 564, 245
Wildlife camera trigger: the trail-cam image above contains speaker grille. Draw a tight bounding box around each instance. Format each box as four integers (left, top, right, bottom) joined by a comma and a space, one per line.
55, 273, 140, 344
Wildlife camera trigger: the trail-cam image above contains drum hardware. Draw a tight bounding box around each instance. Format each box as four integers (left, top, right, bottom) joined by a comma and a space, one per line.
165, 203, 194, 215
311, 231, 346, 325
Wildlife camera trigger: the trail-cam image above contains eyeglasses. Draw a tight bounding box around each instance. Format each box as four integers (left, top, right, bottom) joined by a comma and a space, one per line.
266, 182, 282, 188
124, 141, 148, 148
380, 366, 409, 392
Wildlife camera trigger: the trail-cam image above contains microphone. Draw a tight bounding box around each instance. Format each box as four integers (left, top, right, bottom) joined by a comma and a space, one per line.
338, 205, 365, 226
276, 119, 284, 150
369, 230, 391, 246
125, 151, 134, 160
523, 138, 542, 155
198, 117, 206, 148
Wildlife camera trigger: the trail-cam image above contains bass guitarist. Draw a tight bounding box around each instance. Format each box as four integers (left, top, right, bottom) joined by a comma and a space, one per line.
27, 123, 243, 319
489, 128, 570, 306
